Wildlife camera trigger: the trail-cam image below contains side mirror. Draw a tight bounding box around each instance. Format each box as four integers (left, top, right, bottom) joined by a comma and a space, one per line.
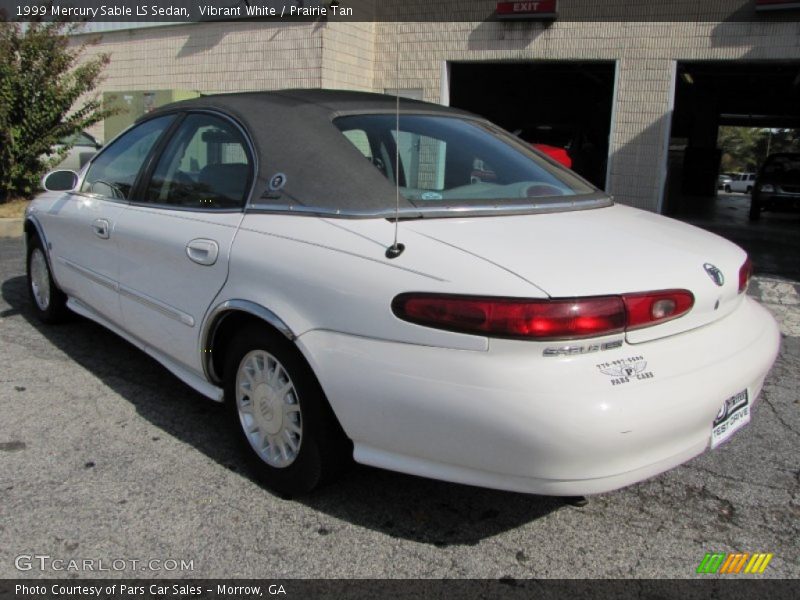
42, 170, 79, 192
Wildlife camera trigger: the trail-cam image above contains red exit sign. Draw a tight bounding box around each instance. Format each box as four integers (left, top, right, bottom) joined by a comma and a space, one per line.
756, 0, 800, 10
496, 1, 559, 20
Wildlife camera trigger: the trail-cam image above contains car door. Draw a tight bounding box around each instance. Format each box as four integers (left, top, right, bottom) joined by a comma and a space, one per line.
44, 115, 176, 325
115, 112, 253, 372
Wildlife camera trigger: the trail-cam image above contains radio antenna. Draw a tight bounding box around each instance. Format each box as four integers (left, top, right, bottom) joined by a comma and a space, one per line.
386, 22, 405, 259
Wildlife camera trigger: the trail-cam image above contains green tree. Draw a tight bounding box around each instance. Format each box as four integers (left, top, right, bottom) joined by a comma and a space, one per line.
0, 19, 114, 200
718, 126, 762, 173
718, 126, 800, 173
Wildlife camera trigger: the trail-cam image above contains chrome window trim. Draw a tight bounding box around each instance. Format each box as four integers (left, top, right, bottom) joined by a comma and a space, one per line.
245, 195, 614, 219
65, 190, 131, 206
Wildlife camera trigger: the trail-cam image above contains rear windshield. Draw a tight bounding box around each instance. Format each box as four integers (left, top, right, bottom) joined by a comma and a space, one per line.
334, 115, 595, 209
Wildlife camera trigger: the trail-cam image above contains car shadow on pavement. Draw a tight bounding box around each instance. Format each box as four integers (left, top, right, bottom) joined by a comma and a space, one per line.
2, 273, 566, 547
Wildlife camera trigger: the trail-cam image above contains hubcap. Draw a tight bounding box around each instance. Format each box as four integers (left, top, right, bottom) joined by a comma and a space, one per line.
30, 249, 51, 311
236, 350, 302, 468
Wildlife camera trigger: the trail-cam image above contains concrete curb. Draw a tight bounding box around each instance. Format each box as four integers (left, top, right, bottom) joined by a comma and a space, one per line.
0, 218, 24, 238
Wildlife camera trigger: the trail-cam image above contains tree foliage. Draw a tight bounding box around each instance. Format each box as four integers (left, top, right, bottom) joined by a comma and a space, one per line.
0, 19, 114, 200
718, 126, 800, 173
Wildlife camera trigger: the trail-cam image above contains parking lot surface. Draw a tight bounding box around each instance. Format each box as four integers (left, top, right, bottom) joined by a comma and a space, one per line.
0, 236, 797, 579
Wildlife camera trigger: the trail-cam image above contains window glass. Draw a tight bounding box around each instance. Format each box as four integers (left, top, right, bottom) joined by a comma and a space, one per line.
59, 132, 96, 146
143, 114, 252, 209
342, 129, 372, 159
335, 114, 593, 207
81, 116, 174, 200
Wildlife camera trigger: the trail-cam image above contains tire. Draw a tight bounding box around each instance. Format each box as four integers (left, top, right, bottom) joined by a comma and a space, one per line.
749, 199, 762, 221
724, 185, 731, 193
223, 325, 351, 495
26, 235, 69, 323
746, 186, 753, 194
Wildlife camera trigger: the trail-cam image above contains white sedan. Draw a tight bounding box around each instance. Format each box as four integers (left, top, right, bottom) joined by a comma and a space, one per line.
26, 90, 780, 496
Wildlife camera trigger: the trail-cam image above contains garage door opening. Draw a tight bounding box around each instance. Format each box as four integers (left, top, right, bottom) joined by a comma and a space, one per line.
449, 61, 616, 190
666, 60, 800, 214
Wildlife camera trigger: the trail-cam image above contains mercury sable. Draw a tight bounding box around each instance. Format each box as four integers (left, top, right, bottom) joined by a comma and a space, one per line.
26, 90, 780, 496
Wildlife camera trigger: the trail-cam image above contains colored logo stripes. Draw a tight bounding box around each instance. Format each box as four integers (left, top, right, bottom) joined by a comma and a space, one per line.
697, 552, 773, 574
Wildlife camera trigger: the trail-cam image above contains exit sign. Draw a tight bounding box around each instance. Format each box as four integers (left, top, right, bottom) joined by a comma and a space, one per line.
496, 1, 559, 20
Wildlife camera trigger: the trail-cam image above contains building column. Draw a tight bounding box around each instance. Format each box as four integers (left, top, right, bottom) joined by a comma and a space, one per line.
607, 59, 676, 212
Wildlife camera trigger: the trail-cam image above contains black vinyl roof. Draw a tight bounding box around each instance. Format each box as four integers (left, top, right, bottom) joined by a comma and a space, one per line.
143, 89, 483, 214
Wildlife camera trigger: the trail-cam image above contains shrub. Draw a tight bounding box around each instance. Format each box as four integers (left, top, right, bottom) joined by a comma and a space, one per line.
0, 18, 114, 200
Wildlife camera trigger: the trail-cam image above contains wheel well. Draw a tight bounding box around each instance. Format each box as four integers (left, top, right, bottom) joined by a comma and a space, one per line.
208, 312, 267, 383
203, 308, 308, 384
24, 220, 37, 244
207, 310, 351, 443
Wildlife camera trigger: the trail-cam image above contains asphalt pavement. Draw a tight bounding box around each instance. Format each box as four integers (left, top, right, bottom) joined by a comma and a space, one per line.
0, 235, 798, 579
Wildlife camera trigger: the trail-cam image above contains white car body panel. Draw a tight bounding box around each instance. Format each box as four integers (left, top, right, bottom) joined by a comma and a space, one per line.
226, 214, 552, 351
31, 192, 125, 325
115, 205, 243, 370
402, 205, 748, 343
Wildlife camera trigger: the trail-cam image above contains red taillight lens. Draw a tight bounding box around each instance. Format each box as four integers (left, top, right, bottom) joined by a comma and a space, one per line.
393, 290, 695, 340
622, 290, 695, 330
738, 257, 752, 294
393, 294, 626, 340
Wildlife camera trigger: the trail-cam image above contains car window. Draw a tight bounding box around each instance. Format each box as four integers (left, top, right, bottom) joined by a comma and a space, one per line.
142, 113, 252, 209
335, 114, 593, 206
81, 116, 175, 200
76, 132, 97, 146
58, 132, 96, 146
341, 129, 373, 160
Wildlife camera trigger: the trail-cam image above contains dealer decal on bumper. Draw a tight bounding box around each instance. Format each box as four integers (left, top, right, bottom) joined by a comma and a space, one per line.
596, 356, 655, 386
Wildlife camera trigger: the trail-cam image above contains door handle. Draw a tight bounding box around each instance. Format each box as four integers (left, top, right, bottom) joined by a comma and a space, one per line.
92, 219, 110, 239
186, 239, 219, 266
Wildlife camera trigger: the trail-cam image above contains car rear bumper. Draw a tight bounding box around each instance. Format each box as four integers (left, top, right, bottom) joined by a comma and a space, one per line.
297, 296, 780, 495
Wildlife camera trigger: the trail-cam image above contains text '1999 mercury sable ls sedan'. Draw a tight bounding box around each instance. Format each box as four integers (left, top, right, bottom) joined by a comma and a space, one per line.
27, 90, 780, 496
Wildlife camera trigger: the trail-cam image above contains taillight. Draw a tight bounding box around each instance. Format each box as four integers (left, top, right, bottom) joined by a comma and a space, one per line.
622, 290, 695, 330
392, 290, 694, 341
738, 257, 752, 294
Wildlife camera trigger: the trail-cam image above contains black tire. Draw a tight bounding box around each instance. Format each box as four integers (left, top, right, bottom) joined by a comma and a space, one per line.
223, 325, 351, 496
26, 235, 69, 323
746, 186, 753, 194
749, 199, 762, 221
724, 185, 731, 193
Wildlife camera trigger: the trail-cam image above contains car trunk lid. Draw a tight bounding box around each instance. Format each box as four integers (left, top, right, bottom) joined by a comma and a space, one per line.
404, 204, 748, 343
